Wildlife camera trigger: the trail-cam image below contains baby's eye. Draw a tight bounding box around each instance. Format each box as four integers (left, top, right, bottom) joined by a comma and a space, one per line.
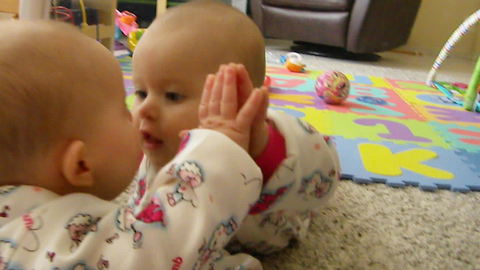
165, 92, 184, 102
134, 90, 147, 100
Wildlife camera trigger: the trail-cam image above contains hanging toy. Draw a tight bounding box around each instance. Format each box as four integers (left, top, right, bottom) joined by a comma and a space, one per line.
426, 9, 480, 112
315, 71, 350, 105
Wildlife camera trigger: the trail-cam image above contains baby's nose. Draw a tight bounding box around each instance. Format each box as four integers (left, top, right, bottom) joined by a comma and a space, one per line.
137, 99, 159, 121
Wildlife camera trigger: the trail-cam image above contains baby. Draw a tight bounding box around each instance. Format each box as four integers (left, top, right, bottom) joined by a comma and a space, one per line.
0, 20, 266, 269
132, 0, 341, 260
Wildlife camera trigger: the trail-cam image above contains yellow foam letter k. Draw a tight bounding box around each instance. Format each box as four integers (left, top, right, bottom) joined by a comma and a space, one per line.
359, 143, 454, 179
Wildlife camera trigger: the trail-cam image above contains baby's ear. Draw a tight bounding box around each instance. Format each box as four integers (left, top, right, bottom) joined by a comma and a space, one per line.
61, 140, 94, 187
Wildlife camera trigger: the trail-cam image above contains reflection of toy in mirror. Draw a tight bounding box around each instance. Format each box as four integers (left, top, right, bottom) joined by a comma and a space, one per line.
115, 10, 138, 36
281, 52, 306, 73
315, 71, 350, 105
115, 10, 145, 52
127, 29, 145, 52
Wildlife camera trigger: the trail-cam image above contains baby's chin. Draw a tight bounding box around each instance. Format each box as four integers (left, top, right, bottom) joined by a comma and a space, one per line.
143, 149, 176, 171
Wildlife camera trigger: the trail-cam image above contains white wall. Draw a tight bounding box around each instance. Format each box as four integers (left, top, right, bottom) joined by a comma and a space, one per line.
400, 0, 480, 58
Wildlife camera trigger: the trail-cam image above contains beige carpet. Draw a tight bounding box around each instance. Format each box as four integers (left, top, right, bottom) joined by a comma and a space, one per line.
261, 41, 480, 270
261, 182, 480, 270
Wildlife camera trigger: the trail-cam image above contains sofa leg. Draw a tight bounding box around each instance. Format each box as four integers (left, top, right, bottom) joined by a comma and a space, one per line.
291, 42, 381, 62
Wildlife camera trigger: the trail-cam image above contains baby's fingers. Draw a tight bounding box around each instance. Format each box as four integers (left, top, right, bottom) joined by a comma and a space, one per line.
199, 74, 215, 120
236, 64, 254, 107
209, 66, 225, 115
220, 66, 238, 119
252, 87, 269, 126
236, 87, 266, 131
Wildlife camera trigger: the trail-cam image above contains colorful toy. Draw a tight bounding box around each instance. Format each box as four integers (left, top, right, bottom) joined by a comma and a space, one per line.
426, 9, 480, 112
315, 71, 350, 105
50, 6, 74, 24
115, 10, 145, 52
115, 10, 139, 36
280, 52, 306, 72
127, 28, 145, 52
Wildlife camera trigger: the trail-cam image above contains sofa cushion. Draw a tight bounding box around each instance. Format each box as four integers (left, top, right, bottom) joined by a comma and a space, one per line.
262, 5, 349, 47
263, 0, 353, 11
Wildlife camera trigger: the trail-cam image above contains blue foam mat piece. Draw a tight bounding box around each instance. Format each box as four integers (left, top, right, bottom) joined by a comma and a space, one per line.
454, 149, 480, 175
335, 137, 480, 192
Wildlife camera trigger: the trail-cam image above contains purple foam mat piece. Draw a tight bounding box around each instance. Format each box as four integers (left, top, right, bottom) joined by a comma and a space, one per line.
335, 137, 480, 192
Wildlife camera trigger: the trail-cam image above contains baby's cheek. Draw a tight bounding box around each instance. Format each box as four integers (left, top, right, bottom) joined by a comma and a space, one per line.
131, 110, 141, 129
171, 123, 194, 142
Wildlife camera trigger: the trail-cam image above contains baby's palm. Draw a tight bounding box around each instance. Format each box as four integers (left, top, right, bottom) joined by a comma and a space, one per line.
198, 65, 264, 151
234, 65, 270, 157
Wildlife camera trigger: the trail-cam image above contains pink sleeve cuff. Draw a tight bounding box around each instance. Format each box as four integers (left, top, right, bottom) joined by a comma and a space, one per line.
254, 122, 287, 185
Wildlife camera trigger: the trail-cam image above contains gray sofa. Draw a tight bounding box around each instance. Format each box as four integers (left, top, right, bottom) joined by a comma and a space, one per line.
249, 0, 421, 59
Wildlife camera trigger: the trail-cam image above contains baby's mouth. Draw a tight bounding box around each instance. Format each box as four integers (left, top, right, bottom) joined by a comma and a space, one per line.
141, 131, 163, 150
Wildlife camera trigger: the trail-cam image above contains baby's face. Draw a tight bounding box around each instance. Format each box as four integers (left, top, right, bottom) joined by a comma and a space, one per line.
131, 37, 208, 169
89, 90, 142, 199
79, 52, 142, 200
130, 16, 263, 170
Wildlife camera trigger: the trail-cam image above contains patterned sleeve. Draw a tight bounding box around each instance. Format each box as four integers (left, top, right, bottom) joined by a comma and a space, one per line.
121, 129, 263, 269
249, 109, 341, 215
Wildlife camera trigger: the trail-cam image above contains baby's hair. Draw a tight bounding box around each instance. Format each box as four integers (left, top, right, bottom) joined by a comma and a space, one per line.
0, 21, 93, 181
151, 0, 266, 87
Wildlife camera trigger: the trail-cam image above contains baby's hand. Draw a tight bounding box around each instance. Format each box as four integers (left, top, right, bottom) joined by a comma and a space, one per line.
198, 65, 266, 151
235, 64, 270, 158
